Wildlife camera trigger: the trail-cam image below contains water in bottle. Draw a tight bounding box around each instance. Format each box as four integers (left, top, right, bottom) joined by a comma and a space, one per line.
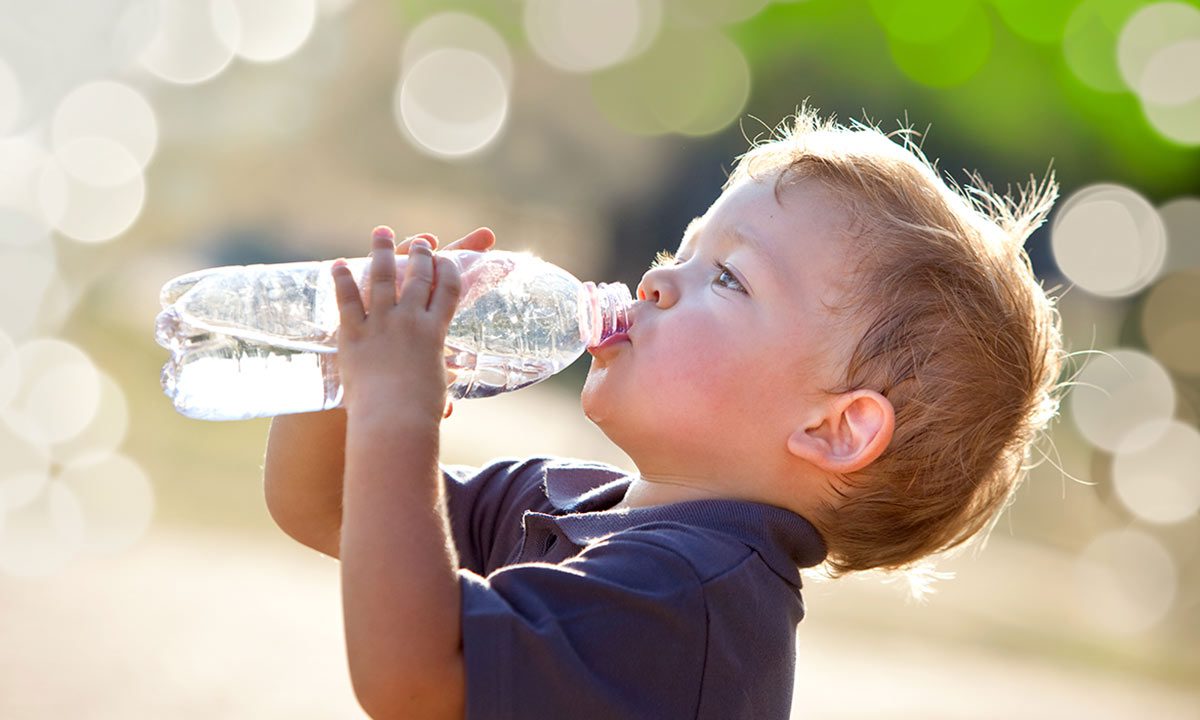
155, 250, 632, 421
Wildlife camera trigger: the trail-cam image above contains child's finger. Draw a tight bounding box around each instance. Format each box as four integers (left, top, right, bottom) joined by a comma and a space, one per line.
428, 254, 462, 325
368, 226, 397, 315
441, 227, 495, 253
397, 237, 436, 311
396, 233, 439, 255
330, 259, 364, 334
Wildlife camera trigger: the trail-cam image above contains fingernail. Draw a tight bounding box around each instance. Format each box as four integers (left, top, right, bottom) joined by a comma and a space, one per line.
412, 238, 431, 251
372, 226, 395, 242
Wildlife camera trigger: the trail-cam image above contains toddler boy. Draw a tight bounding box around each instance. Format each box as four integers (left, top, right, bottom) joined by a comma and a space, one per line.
263, 107, 1063, 719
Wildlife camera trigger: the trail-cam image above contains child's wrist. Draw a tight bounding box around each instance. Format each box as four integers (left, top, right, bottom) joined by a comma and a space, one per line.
345, 394, 444, 434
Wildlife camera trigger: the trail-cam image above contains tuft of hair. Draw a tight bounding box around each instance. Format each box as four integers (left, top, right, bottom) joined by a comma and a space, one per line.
728, 104, 1066, 597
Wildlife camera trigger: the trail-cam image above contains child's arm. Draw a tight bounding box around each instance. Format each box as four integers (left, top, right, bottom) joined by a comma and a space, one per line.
262, 228, 494, 560
331, 228, 465, 720
262, 407, 348, 557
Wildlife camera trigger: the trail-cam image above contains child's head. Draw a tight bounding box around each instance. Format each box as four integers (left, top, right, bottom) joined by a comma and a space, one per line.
582, 106, 1064, 582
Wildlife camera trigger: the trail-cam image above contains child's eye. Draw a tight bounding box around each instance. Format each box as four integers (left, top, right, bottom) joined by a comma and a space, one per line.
715, 261, 744, 292
649, 250, 746, 294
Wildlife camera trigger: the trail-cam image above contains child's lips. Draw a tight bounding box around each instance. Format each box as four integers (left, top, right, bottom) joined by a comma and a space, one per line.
587, 331, 631, 357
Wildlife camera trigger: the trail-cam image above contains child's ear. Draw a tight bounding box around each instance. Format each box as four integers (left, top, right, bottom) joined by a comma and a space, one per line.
786, 390, 894, 474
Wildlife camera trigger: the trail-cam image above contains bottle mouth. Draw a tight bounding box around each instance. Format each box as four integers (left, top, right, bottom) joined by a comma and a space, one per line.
585, 281, 633, 347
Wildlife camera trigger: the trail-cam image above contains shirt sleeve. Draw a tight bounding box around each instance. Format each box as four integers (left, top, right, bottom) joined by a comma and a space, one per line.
441, 457, 555, 575
458, 529, 708, 720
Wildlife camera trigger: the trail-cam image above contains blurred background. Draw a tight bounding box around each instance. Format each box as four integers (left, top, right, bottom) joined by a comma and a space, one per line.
1, 0, 1198, 717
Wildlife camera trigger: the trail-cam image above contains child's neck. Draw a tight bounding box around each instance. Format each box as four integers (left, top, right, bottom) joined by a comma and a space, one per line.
610, 475, 729, 511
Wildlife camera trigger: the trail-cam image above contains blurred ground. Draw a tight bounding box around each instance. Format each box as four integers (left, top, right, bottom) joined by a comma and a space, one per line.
2, 524, 1196, 720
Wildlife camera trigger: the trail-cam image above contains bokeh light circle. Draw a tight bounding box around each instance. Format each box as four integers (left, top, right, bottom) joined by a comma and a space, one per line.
51, 82, 159, 176
4, 338, 101, 446
0, 56, 21, 135
0, 136, 49, 212
525, 0, 644, 73
1073, 527, 1177, 635
1141, 269, 1200, 375
54, 137, 144, 188
1116, 2, 1200, 103
111, 0, 163, 71
869, 0, 972, 44
884, 0, 992, 88
58, 453, 155, 555
139, 0, 241, 84
227, 0, 317, 63
1050, 183, 1166, 297
1068, 348, 1175, 452
395, 48, 509, 159
991, 0, 1074, 44
37, 143, 146, 244
1119, 5, 1200, 146
1137, 39, 1200, 106
590, 26, 749, 136
666, 0, 770, 26
0, 421, 51, 511
0, 480, 85, 577
402, 12, 514, 88
0, 244, 58, 340
1063, 0, 1147, 92
1159, 197, 1200, 270
52, 370, 130, 466
627, 0, 664, 58
1112, 420, 1200, 525
1141, 93, 1200, 145
0, 472, 47, 514
0, 206, 50, 249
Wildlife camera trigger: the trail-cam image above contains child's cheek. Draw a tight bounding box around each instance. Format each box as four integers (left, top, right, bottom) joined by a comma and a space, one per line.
642, 327, 704, 391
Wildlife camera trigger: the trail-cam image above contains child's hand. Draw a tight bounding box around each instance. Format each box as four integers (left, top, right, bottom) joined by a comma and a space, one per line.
331, 227, 462, 426
386, 227, 495, 418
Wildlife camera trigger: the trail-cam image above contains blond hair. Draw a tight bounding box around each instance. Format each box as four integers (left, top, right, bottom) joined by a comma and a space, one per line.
727, 106, 1065, 591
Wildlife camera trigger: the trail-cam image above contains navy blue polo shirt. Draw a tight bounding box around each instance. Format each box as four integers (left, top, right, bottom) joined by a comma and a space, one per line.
443, 456, 828, 720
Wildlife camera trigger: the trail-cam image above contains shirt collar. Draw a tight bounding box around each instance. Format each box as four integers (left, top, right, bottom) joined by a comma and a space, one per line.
539, 462, 828, 587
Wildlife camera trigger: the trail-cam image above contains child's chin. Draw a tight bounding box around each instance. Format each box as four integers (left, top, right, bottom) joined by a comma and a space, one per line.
580, 374, 618, 424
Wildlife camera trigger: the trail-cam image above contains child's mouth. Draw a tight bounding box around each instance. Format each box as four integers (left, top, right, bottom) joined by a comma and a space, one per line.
587, 331, 631, 356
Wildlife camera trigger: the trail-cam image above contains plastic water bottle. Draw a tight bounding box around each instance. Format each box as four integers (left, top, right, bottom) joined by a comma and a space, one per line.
154, 250, 632, 421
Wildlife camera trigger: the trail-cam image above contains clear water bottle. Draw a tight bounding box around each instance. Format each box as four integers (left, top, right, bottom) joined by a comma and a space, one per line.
154, 250, 632, 421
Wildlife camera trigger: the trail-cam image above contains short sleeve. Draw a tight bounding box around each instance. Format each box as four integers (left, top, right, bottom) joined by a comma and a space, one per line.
458, 529, 707, 720
441, 457, 556, 575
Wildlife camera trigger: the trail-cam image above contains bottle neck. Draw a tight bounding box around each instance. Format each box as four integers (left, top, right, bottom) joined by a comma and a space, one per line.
584, 281, 633, 347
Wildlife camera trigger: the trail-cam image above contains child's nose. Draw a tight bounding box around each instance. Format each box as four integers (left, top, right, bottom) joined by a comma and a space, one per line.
636, 271, 674, 307
636, 274, 660, 303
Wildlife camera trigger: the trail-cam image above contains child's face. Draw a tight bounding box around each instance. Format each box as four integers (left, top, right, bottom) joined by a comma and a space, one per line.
582, 175, 858, 495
